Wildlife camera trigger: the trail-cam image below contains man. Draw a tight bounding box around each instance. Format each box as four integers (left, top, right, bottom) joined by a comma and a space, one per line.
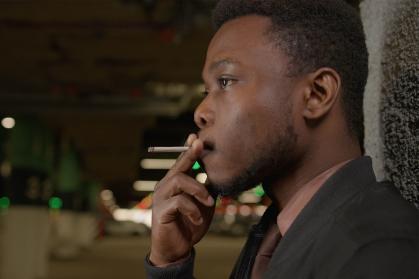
144, 0, 419, 278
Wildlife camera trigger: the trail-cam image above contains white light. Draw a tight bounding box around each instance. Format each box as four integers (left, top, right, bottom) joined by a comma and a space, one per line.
238, 191, 261, 204
109, 205, 119, 212
112, 208, 152, 228
196, 173, 207, 183
140, 159, 176, 169
100, 189, 114, 201
226, 204, 237, 215
113, 209, 131, 221
103, 199, 115, 207
194, 84, 206, 96
255, 205, 267, 217
131, 209, 152, 228
133, 180, 158, 191
0, 162, 12, 178
1, 117, 15, 129
239, 205, 252, 217
224, 214, 235, 225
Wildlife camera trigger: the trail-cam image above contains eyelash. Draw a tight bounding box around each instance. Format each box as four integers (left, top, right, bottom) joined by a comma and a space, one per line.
218, 78, 234, 89
202, 77, 236, 96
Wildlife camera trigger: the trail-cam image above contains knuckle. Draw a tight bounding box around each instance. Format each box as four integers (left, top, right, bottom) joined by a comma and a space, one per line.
171, 175, 183, 192
172, 174, 181, 185
191, 190, 200, 197
173, 196, 182, 208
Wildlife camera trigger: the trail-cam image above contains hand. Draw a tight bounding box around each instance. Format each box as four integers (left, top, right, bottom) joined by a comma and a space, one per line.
149, 134, 215, 266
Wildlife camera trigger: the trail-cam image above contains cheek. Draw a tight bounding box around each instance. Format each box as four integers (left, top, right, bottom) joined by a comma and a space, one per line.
208, 105, 248, 171
216, 100, 271, 161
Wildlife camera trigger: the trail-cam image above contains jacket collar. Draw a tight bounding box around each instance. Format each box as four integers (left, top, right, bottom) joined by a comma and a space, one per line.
267, 156, 376, 267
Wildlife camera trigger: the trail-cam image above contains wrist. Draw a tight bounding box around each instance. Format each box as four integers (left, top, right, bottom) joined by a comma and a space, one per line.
149, 251, 192, 267
144, 249, 195, 279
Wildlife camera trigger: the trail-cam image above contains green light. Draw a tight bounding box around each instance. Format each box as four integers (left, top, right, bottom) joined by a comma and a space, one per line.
192, 161, 201, 170
49, 197, 63, 209
253, 185, 265, 197
0, 197, 10, 209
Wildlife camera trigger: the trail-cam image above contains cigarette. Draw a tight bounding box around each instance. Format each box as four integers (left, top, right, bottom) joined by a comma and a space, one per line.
148, 146, 190, 153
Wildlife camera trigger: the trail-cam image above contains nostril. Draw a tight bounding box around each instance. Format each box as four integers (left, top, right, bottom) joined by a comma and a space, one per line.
194, 101, 214, 128
194, 112, 208, 129
200, 116, 207, 126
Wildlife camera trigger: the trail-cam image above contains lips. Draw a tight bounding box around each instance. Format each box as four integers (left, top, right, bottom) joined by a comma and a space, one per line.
203, 141, 214, 151
197, 136, 219, 177
200, 139, 215, 160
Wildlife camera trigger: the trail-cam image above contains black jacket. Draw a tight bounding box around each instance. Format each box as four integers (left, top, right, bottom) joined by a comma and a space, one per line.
145, 157, 419, 278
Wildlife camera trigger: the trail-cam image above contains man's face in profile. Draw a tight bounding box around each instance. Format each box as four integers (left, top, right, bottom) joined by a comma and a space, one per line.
195, 15, 301, 196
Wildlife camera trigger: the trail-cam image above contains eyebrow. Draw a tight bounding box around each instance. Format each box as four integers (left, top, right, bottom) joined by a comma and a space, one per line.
209, 58, 239, 72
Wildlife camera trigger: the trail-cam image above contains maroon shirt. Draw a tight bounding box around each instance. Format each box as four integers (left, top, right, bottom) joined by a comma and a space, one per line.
251, 160, 352, 279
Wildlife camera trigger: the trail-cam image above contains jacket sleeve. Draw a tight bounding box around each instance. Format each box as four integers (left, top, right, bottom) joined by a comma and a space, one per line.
336, 239, 419, 279
144, 249, 195, 279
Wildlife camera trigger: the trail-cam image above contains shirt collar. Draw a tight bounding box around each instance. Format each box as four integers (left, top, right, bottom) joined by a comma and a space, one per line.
276, 159, 353, 236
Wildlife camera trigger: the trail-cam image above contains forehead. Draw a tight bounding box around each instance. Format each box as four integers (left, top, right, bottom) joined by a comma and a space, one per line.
203, 15, 288, 75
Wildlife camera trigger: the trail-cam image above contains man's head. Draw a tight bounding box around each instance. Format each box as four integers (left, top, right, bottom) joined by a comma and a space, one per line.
195, 0, 368, 196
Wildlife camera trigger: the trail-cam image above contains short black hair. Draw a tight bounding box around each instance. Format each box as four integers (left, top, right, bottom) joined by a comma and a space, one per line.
213, 0, 369, 147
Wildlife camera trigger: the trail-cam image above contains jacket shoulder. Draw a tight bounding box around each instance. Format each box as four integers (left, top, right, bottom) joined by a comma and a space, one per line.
310, 181, 418, 278
334, 180, 419, 244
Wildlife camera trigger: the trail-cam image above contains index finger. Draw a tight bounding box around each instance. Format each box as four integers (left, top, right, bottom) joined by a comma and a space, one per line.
168, 137, 203, 175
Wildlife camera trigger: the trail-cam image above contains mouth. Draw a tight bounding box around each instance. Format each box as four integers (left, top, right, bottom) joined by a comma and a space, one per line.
203, 140, 215, 152
200, 139, 215, 160
195, 139, 214, 174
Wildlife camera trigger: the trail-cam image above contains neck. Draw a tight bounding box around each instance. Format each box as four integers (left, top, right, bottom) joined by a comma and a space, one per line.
267, 137, 361, 210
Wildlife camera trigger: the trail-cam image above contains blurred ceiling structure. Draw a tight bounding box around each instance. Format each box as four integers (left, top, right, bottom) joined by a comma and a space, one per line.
0, 0, 214, 201
0, 0, 214, 194
0, 0, 214, 115
0, 0, 362, 203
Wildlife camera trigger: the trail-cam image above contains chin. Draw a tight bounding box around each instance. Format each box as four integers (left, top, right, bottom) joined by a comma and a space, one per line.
206, 171, 260, 198
203, 155, 263, 196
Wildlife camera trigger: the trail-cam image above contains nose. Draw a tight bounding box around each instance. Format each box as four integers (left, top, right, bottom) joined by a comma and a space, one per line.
194, 98, 215, 129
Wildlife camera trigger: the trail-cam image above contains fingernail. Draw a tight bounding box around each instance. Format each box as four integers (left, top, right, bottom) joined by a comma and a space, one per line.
186, 134, 196, 146
207, 196, 214, 206
191, 140, 200, 150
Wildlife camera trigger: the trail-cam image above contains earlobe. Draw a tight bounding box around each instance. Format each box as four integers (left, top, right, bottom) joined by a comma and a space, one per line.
302, 68, 340, 120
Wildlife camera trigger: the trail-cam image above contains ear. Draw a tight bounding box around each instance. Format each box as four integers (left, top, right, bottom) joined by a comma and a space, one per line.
302, 68, 341, 120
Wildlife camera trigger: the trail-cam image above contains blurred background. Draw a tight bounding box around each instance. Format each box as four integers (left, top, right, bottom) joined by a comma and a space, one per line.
0, 0, 417, 279
0, 1, 264, 278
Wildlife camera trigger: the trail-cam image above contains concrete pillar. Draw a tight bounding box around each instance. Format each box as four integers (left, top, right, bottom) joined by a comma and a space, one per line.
32, 208, 50, 279
0, 206, 49, 279
361, 0, 398, 181
50, 210, 80, 260
0, 211, 5, 277
75, 212, 97, 249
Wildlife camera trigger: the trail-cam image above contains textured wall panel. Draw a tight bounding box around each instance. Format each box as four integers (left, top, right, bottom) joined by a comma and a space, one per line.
361, 0, 396, 181
381, 0, 419, 208
362, 0, 418, 208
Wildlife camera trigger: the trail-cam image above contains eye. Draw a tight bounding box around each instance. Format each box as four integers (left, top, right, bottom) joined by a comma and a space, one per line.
218, 78, 234, 89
